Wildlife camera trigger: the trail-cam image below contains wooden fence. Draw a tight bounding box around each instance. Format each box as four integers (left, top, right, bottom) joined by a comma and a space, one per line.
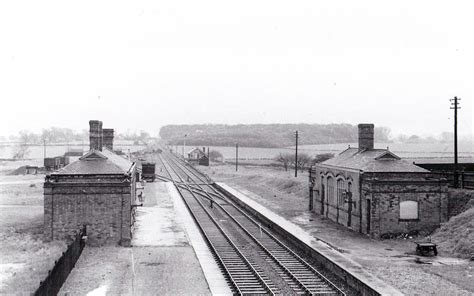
34, 226, 86, 296
439, 172, 474, 189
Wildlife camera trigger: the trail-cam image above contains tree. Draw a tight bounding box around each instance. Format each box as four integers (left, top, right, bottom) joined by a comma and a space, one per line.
375, 127, 391, 142
275, 153, 293, 171
12, 130, 32, 159
12, 145, 30, 159
296, 153, 312, 171
209, 150, 223, 162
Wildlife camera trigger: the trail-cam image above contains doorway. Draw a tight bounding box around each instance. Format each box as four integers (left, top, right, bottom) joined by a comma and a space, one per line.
366, 199, 371, 234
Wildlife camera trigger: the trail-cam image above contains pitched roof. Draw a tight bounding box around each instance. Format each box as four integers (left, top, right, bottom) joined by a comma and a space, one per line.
187, 147, 205, 156
320, 148, 428, 172
53, 148, 134, 175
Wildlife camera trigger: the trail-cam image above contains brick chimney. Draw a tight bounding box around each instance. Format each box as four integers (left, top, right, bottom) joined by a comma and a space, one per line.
89, 120, 103, 151
103, 129, 114, 151
98, 121, 103, 151
358, 123, 374, 150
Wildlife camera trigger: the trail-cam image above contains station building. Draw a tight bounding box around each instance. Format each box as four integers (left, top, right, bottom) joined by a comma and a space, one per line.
44, 120, 139, 246
310, 124, 449, 238
187, 147, 209, 166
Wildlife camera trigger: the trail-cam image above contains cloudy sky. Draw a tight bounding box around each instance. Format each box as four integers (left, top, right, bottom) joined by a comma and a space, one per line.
0, 0, 472, 138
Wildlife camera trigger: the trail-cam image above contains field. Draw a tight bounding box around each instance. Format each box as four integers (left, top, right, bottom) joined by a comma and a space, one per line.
200, 162, 474, 295
171, 141, 474, 162
0, 165, 66, 294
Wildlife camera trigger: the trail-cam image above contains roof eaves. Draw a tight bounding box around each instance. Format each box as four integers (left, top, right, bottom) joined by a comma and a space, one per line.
315, 163, 363, 173
374, 150, 401, 160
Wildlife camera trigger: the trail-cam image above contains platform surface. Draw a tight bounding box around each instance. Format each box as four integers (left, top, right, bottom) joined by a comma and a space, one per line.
59, 182, 231, 295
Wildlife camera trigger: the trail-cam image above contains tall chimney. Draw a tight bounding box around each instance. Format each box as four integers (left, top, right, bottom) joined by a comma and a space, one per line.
89, 120, 101, 150
358, 123, 374, 150
98, 121, 103, 151
103, 129, 114, 151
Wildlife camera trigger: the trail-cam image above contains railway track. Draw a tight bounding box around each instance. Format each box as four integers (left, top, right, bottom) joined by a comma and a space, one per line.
155, 149, 347, 295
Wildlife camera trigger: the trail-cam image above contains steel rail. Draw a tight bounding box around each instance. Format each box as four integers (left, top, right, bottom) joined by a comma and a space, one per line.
164, 149, 345, 295
160, 151, 275, 295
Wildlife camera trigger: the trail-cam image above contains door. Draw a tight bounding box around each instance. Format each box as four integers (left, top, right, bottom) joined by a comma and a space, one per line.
320, 184, 325, 215
366, 199, 371, 234
347, 192, 352, 227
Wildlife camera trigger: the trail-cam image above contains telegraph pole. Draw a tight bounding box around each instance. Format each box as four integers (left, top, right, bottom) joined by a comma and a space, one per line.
450, 97, 461, 188
183, 134, 187, 158
235, 143, 239, 172
295, 130, 298, 177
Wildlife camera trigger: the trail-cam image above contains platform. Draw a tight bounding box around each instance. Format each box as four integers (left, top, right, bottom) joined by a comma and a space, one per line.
59, 182, 230, 295
217, 182, 403, 296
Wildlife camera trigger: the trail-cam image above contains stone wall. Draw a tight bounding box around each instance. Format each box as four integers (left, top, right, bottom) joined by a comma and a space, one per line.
311, 166, 363, 233
44, 179, 133, 246
311, 168, 449, 238
363, 173, 448, 237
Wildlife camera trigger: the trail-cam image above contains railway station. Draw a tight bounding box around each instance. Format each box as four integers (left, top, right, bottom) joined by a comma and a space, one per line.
31, 119, 473, 295
45, 123, 407, 295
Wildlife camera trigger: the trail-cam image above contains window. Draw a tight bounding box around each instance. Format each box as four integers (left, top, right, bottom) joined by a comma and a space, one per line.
337, 179, 345, 206
327, 177, 334, 204
347, 182, 355, 209
400, 201, 418, 220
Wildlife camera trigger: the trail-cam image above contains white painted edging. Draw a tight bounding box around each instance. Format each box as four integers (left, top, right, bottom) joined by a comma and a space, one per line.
167, 182, 232, 296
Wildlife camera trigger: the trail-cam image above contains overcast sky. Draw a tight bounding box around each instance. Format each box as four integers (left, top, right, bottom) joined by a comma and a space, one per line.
0, 0, 472, 138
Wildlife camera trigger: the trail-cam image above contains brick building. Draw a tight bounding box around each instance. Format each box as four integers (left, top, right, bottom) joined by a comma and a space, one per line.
44, 120, 138, 246
187, 147, 209, 166
310, 124, 448, 238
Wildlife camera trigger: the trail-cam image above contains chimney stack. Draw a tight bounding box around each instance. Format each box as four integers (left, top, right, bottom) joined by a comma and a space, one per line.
98, 121, 103, 151
358, 123, 374, 150
103, 129, 114, 151
89, 120, 103, 151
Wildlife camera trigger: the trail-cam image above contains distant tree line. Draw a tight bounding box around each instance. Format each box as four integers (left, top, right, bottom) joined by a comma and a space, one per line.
5, 128, 153, 159
4, 128, 152, 145
160, 124, 392, 148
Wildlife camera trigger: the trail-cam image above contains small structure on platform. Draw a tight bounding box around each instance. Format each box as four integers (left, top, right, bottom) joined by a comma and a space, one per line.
187, 147, 209, 166
44, 149, 84, 171
44, 120, 139, 246
142, 162, 156, 181
44, 156, 67, 171
310, 124, 448, 238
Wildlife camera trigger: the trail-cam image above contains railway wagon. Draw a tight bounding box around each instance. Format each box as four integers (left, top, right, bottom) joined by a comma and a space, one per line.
142, 162, 156, 181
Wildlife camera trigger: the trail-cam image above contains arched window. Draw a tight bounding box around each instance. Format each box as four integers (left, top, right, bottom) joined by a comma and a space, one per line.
337, 178, 345, 206
347, 182, 355, 209
327, 176, 334, 205
400, 201, 418, 220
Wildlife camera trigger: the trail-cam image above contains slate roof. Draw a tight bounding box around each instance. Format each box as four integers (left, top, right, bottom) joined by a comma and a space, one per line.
53, 148, 134, 175
320, 148, 429, 172
187, 147, 206, 156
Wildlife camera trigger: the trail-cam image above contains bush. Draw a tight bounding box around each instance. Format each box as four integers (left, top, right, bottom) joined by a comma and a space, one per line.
209, 150, 223, 162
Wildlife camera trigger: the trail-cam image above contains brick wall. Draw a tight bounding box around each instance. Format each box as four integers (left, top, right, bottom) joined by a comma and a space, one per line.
44, 177, 134, 246
363, 173, 448, 237
311, 168, 449, 238
311, 166, 363, 233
